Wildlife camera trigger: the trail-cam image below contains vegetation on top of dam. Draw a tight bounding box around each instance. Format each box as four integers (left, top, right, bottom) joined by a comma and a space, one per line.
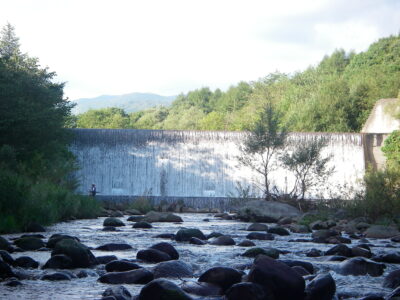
72, 34, 400, 133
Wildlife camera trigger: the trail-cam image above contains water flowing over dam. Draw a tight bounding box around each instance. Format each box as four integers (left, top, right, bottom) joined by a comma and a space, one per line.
70, 129, 386, 200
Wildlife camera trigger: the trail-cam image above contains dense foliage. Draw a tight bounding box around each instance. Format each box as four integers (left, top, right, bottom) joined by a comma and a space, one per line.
0, 24, 100, 233
76, 35, 400, 132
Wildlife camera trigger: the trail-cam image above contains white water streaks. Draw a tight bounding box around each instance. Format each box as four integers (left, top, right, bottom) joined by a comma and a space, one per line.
70, 129, 366, 199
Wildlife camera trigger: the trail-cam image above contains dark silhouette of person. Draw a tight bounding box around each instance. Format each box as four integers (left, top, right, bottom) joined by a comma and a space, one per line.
90, 184, 97, 197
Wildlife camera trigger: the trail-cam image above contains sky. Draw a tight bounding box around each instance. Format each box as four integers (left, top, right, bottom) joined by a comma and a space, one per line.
1, 0, 399, 100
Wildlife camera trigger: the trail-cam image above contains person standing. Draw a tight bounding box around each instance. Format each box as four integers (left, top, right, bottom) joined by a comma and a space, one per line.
90, 184, 97, 197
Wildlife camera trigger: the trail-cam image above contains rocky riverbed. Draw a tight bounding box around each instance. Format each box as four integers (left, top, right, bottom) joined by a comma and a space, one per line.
1, 210, 400, 299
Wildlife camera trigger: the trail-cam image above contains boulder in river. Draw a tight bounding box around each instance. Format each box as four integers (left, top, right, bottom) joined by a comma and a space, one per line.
133, 221, 153, 229
105, 260, 142, 272
0, 237, 13, 252
102, 286, 132, 300
25, 223, 46, 233
0, 250, 15, 265
175, 228, 206, 242
153, 260, 193, 278
373, 252, 400, 263
181, 281, 222, 296
246, 232, 274, 240
103, 217, 125, 227
248, 255, 305, 300
95, 243, 133, 251
225, 282, 269, 300
242, 247, 279, 259
43, 254, 73, 269
246, 223, 268, 231
52, 239, 97, 268
0, 259, 16, 279
267, 226, 290, 236
46, 234, 79, 248
198, 267, 242, 291
383, 269, 400, 289
14, 256, 39, 269
238, 240, 256, 247
189, 237, 206, 245
364, 225, 400, 239
209, 235, 236, 246
137, 248, 172, 263
305, 273, 336, 300
237, 200, 301, 223
96, 255, 118, 264
99, 268, 154, 284
150, 242, 179, 260
14, 237, 45, 251
338, 257, 385, 277
138, 278, 192, 300
41, 272, 71, 281
142, 211, 183, 223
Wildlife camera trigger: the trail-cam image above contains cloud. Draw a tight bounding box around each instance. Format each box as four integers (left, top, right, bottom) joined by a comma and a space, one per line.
0, 0, 399, 99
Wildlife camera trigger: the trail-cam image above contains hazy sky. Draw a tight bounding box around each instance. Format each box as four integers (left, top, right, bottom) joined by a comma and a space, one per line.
1, 0, 399, 100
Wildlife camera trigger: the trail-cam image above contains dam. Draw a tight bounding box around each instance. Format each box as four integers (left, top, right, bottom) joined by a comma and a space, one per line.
69, 129, 387, 201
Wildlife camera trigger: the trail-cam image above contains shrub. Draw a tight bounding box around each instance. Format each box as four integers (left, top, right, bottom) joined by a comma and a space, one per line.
129, 197, 154, 214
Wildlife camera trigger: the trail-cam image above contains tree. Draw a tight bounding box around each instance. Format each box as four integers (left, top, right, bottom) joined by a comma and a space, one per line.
281, 139, 333, 204
0, 23, 20, 58
382, 130, 400, 170
238, 103, 287, 199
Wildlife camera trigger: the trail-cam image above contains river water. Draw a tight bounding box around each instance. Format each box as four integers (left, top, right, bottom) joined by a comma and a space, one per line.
1, 213, 398, 299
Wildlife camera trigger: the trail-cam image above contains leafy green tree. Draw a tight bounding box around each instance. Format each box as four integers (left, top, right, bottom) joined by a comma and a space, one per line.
76, 107, 130, 129
238, 103, 287, 199
281, 139, 333, 202
382, 130, 400, 170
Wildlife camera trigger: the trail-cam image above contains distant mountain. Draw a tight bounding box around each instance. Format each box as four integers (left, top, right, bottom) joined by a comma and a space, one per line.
72, 92, 176, 114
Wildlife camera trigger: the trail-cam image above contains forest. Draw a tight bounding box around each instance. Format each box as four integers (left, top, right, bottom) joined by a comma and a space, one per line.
74, 34, 400, 133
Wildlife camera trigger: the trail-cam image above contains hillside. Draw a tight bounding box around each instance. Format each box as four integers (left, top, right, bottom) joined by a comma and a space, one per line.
72, 92, 176, 114
75, 34, 400, 132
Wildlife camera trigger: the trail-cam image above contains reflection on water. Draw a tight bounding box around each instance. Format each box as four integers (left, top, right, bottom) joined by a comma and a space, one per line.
1, 213, 397, 299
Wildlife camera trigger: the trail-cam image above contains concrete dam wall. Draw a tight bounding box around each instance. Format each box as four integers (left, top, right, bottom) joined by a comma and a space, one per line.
70, 129, 384, 200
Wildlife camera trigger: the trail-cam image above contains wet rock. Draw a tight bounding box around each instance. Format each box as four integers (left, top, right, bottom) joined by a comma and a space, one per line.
0, 236, 12, 252
99, 268, 154, 284
110, 210, 124, 217
14, 237, 45, 251
96, 243, 133, 251
292, 265, 310, 276
237, 200, 301, 223
0, 259, 15, 279
324, 255, 347, 262
52, 239, 97, 268
325, 244, 352, 257
288, 224, 311, 233
327, 236, 351, 244
306, 248, 323, 257
47, 234, 79, 248
5, 279, 22, 287
238, 240, 255, 247
225, 282, 268, 300
97, 255, 118, 264
246, 223, 268, 231
127, 215, 145, 222
209, 235, 235, 246
175, 228, 206, 242
142, 211, 183, 223
105, 260, 142, 272
125, 209, 142, 215
153, 233, 175, 239
387, 286, 400, 299
278, 216, 293, 225
137, 249, 172, 263
372, 252, 400, 264
150, 242, 179, 260
311, 229, 339, 240
279, 260, 314, 274
41, 272, 71, 281
102, 286, 132, 300
383, 269, 400, 289
391, 235, 400, 243
364, 225, 400, 239
14, 256, 39, 269
25, 223, 46, 233
248, 255, 305, 300
305, 273, 336, 300
268, 226, 290, 236
198, 267, 242, 291
242, 247, 279, 259
153, 260, 193, 278
338, 257, 385, 277
0, 250, 15, 265
246, 232, 274, 240
351, 246, 372, 258
181, 281, 222, 296
359, 295, 384, 300
103, 217, 126, 227
310, 220, 329, 230
138, 278, 192, 300
189, 237, 206, 245
76, 269, 98, 278
206, 232, 223, 239
133, 221, 153, 229
102, 226, 118, 232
